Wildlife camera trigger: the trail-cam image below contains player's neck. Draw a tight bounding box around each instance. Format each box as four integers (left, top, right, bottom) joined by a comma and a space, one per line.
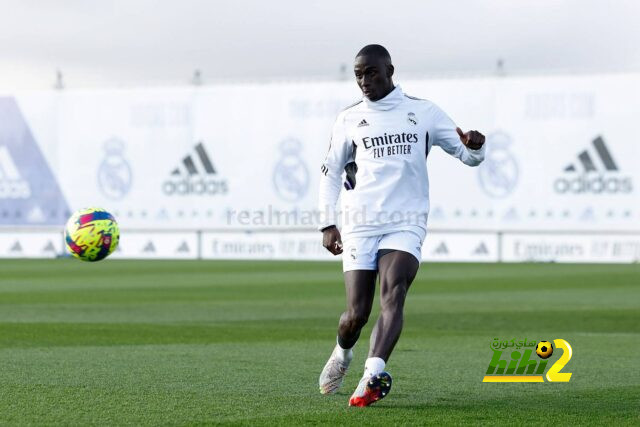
364, 85, 402, 111
378, 84, 395, 100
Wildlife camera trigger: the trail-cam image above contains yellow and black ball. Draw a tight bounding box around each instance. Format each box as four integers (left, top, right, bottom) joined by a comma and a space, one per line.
536, 341, 554, 359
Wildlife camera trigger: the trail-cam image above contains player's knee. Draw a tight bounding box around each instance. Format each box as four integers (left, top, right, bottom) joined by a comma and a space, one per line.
350, 311, 369, 329
341, 310, 369, 330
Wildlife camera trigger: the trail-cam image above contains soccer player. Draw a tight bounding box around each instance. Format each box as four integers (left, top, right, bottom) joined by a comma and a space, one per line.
317, 44, 485, 406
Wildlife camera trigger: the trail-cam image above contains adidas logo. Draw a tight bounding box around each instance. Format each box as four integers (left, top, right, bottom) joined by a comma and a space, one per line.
171, 142, 216, 176
554, 136, 633, 194
0, 145, 31, 199
0, 98, 69, 226
563, 136, 617, 172
357, 119, 369, 127
162, 142, 228, 196
433, 241, 448, 255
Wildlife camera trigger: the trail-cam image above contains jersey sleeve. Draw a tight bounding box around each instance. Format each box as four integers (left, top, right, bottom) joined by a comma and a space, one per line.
318, 113, 351, 230
431, 105, 485, 166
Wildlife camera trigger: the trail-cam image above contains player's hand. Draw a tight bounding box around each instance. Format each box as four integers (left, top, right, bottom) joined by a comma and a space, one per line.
456, 127, 485, 150
322, 226, 343, 255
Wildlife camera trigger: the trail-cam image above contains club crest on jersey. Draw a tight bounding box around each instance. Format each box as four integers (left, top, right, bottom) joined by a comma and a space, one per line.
357, 119, 369, 127
407, 112, 418, 126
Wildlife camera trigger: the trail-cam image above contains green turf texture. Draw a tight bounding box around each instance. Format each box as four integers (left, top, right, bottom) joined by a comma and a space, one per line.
0, 260, 639, 425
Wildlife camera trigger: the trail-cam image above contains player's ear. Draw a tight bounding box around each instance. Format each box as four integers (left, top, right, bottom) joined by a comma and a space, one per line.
387, 64, 394, 78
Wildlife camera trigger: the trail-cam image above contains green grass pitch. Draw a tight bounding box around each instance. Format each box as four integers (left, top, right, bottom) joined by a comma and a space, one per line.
0, 260, 639, 425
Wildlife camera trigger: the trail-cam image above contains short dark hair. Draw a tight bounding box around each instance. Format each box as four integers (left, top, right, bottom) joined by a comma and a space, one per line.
356, 44, 392, 62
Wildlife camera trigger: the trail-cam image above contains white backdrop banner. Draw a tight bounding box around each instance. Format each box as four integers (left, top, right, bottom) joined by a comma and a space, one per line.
2, 229, 638, 262
200, 231, 333, 260
502, 233, 640, 263
2, 73, 639, 237
110, 231, 199, 260
422, 232, 499, 262
0, 231, 61, 258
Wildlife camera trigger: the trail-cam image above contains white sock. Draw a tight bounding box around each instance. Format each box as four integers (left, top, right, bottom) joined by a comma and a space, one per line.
334, 337, 353, 362
364, 357, 385, 377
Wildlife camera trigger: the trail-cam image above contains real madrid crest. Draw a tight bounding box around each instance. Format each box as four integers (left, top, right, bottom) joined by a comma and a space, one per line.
407, 112, 418, 125
272, 138, 309, 202
97, 137, 132, 200
478, 131, 519, 198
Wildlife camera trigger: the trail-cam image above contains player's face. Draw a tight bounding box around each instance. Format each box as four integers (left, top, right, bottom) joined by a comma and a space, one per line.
354, 55, 393, 101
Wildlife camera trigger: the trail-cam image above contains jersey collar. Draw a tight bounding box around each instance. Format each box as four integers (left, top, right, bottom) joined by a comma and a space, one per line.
363, 85, 404, 111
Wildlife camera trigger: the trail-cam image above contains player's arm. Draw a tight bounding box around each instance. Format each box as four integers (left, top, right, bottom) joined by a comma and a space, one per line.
432, 106, 485, 166
318, 114, 350, 255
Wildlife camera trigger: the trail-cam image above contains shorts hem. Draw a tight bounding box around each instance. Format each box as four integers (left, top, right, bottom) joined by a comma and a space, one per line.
342, 264, 377, 272
377, 247, 422, 263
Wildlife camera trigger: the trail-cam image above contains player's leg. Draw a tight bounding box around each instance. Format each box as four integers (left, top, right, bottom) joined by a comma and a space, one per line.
348, 231, 422, 406
368, 230, 423, 363
338, 269, 377, 348
369, 249, 419, 360
319, 236, 378, 395
348, 251, 418, 406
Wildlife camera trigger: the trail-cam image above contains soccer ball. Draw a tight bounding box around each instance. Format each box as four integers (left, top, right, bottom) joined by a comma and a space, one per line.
64, 207, 119, 262
536, 341, 554, 359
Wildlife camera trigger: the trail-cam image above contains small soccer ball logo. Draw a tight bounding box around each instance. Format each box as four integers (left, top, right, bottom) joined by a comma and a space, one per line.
64, 207, 119, 262
536, 340, 554, 359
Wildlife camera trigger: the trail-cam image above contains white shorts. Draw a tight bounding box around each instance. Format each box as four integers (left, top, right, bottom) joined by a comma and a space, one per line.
341, 230, 425, 272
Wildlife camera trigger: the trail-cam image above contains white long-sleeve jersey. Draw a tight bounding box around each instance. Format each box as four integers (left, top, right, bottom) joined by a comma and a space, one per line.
318, 85, 485, 237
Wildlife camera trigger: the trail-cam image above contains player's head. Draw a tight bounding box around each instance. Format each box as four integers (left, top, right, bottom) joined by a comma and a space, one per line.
354, 44, 395, 101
